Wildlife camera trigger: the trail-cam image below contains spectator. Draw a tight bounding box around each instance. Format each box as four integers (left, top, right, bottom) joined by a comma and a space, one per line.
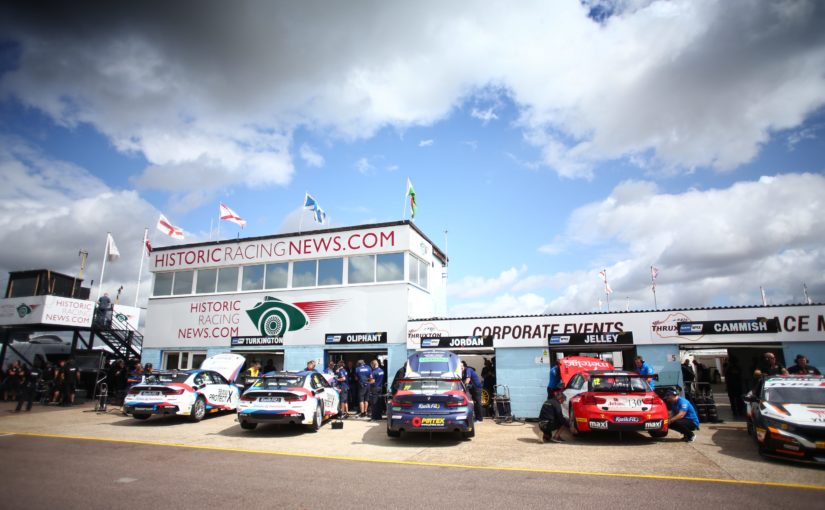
538, 392, 569, 443
787, 354, 821, 375
97, 292, 112, 327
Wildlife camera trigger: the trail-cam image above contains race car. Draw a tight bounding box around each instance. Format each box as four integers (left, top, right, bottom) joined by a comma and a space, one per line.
237, 371, 340, 431
123, 353, 245, 422
561, 370, 669, 437
744, 375, 825, 464
387, 350, 475, 439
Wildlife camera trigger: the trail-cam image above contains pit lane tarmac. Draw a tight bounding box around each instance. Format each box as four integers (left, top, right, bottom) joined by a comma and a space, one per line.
0, 401, 823, 497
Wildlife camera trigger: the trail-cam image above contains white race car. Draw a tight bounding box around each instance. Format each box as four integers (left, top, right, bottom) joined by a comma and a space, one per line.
237, 371, 340, 431
123, 353, 245, 422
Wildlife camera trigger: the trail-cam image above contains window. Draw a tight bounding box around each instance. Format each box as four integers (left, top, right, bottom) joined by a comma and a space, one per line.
265, 263, 288, 289
292, 260, 316, 287
153, 273, 173, 296
408, 255, 429, 289
164, 351, 207, 370
196, 268, 217, 294
242, 264, 265, 291
348, 255, 374, 284
217, 267, 238, 292
377, 253, 404, 282
318, 258, 343, 286
173, 270, 194, 295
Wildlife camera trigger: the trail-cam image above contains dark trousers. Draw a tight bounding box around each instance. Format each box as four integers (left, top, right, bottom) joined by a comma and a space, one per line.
670, 418, 697, 437
369, 388, 385, 419
15, 386, 35, 411
470, 386, 482, 421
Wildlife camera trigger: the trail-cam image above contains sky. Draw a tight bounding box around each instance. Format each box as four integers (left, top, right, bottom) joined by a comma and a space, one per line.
1, 0, 824, 317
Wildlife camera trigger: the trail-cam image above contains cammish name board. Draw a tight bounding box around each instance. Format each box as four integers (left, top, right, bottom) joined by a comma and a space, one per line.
677, 319, 780, 336
549, 332, 634, 346
420, 336, 493, 349
325, 332, 387, 344
231, 336, 284, 347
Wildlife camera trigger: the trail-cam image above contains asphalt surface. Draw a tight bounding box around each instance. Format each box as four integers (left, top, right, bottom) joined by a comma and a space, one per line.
0, 399, 823, 509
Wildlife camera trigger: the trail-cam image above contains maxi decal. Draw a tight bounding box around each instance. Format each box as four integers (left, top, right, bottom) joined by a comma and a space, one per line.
420, 335, 493, 349
325, 332, 387, 344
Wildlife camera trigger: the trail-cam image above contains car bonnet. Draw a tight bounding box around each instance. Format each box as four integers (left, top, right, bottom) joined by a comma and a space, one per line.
199, 353, 247, 382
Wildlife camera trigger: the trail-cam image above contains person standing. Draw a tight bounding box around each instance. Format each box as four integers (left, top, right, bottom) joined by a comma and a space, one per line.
723, 357, 745, 418
664, 389, 700, 442
61, 358, 80, 406
547, 362, 561, 399
3, 361, 22, 401
335, 361, 350, 418
15, 364, 41, 412
634, 356, 656, 389
355, 360, 372, 418
787, 355, 821, 375
681, 360, 695, 385
462, 361, 483, 422
538, 392, 569, 443
369, 360, 385, 421
759, 352, 788, 376
97, 292, 112, 327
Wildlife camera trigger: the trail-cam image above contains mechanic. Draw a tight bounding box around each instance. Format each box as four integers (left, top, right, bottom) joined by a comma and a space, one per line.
305, 359, 319, 373
538, 391, 568, 443
60, 358, 80, 407
462, 360, 483, 422
246, 361, 261, 379
325, 360, 336, 376
723, 357, 745, 417
15, 363, 42, 412
390, 364, 406, 395
634, 356, 655, 389
547, 362, 561, 399
787, 354, 821, 375
369, 359, 385, 421
335, 360, 350, 418
759, 352, 788, 376
355, 359, 372, 418
663, 389, 699, 442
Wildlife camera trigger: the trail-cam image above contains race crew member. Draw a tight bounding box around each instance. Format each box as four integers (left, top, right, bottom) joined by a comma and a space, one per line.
369, 360, 385, 421
538, 392, 569, 443
663, 389, 699, 442
335, 361, 350, 418
787, 354, 821, 375
61, 358, 80, 407
758, 352, 788, 376
462, 361, 483, 422
634, 356, 655, 389
547, 363, 561, 399
355, 360, 372, 418
15, 364, 42, 412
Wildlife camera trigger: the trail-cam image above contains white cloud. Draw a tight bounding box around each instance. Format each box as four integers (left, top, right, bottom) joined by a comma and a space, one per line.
299, 143, 325, 168
1, 0, 822, 190
418, 139, 434, 147
449, 293, 549, 317
355, 157, 374, 174
470, 107, 498, 124
448, 266, 525, 299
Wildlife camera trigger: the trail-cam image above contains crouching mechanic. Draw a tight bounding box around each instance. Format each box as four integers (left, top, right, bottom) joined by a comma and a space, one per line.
663, 389, 699, 442
538, 392, 569, 443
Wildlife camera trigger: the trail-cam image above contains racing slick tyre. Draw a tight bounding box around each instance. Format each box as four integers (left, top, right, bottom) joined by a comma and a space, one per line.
568, 405, 579, 436
189, 397, 206, 422
461, 427, 475, 440
648, 430, 668, 439
310, 402, 323, 432
240, 420, 258, 430
132, 413, 151, 420
387, 424, 401, 437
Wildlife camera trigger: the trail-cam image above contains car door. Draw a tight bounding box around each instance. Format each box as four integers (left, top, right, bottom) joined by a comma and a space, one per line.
208, 371, 238, 408
311, 373, 337, 415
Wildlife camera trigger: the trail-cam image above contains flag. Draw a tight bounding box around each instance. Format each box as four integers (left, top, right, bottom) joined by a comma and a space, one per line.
157, 214, 184, 239
598, 270, 613, 294
219, 202, 247, 228
406, 178, 417, 219
145, 238, 152, 255
303, 193, 326, 224
106, 234, 120, 262
651, 266, 659, 280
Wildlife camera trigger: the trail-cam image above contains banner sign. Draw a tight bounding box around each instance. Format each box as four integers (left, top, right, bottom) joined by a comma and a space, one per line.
677, 318, 780, 336
549, 331, 634, 346
420, 335, 493, 349
325, 332, 387, 344
231, 336, 284, 347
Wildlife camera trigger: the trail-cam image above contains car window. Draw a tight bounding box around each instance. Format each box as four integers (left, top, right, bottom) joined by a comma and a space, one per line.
568, 374, 585, 390
589, 375, 649, 393
193, 373, 207, 386
315, 374, 330, 388
253, 376, 304, 389
210, 371, 228, 385
310, 374, 325, 389
144, 373, 189, 384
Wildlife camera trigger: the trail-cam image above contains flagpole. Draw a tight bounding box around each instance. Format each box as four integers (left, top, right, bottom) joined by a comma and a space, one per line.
135, 228, 148, 307
604, 268, 610, 312
299, 193, 306, 234
209, 217, 214, 241
96, 233, 110, 302
651, 265, 658, 310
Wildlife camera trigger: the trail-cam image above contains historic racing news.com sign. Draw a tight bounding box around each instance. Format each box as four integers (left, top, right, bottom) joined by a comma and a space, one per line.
325, 332, 387, 344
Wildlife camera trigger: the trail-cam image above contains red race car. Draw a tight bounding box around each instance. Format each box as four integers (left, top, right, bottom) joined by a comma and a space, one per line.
561, 369, 669, 438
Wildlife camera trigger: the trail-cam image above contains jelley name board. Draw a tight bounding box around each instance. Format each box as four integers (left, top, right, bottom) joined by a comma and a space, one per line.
549, 331, 634, 346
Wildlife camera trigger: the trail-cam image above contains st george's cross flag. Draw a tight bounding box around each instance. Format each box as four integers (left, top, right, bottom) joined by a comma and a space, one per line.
156, 214, 184, 240
219, 202, 247, 228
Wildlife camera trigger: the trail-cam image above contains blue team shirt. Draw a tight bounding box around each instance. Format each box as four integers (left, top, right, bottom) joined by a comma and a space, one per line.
335, 367, 349, 390
355, 364, 372, 385
371, 367, 385, 388
672, 396, 700, 427
637, 361, 656, 389
548, 365, 561, 390
464, 366, 482, 387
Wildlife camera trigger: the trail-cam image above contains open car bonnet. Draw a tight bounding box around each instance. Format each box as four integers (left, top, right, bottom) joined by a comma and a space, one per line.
199, 353, 247, 382
558, 356, 614, 386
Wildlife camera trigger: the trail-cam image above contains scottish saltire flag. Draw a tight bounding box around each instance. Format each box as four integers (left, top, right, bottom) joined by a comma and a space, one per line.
219, 202, 247, 228
304, 193, 326, 224
407, 178, 417, 219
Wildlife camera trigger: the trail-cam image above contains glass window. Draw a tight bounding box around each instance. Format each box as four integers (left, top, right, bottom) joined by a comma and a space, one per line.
164, 352, 179, 370
153, 272, 173, 296
318, 258, 343, 286
191, 353, 206, 369
377, 253, 404, 282
173, 270, 193, 295
419, 258, 429, 289
407, 255, 417, 283
9, 276, 38, 297
265, 263, 288, 289
196, 268, 217, 294
348, 255, 375, 284
292, 260, 317, 288
242, 264, 265, 291
217, 267, 238, 292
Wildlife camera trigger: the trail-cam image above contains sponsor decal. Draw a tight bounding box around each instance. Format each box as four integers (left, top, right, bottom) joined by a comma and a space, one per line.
614, 416, 641, 423
589, 420, 609, 429
421, 338, 440, 347
549, 335, 570, 344
408, 322, 450, 340
17, 304, 33, 318
418, 403, 440, 409
419, 417, 445, 427
231, 336, 284, 346
645, 420, 663, 429
325, 332, 387, 344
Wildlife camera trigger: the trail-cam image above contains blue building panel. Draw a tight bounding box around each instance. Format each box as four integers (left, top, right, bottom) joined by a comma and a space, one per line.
495, 347, 548, 419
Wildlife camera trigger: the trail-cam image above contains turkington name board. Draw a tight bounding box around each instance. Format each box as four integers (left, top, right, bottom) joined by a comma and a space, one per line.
325, 332, 387, 344
231, 336, 284, 347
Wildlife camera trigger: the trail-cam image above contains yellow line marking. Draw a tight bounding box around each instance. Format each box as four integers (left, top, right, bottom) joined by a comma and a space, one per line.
3, 431, 824, 492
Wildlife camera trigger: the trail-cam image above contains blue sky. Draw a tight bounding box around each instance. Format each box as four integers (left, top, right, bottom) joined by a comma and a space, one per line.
1, 1, 824, 315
